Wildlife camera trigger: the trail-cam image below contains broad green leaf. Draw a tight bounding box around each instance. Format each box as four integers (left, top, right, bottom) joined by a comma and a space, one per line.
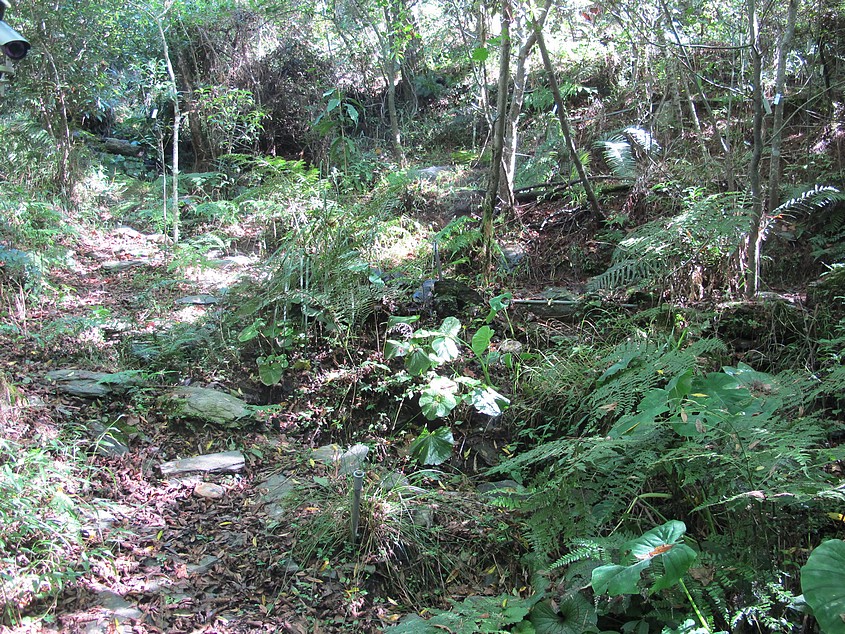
471, 46, 489, 62
420, 378, 459, 419
489, 292, 512, 313
257, 354, 288, 386
466, 385, 510, 417
597, 350, 640, 384
627, 520, 688, 559
387, 315, 420, 329
410, 427, 454, 465
344, 102, 359, 124
406, 347, 433, 375
531, 596, 597, 634
471, 326, 494, 357
439, 316, 462, 338
626, 520, 697, 593
591, 561, 649, 596
431, 336, 461, 362
593, 521, 696, 596
801, 539, 845, 634
238, 319, 265, 342
327, 97, 340, 112
384, 339, 412, 359
650, 543, 697, 592
666, 370, 693, 404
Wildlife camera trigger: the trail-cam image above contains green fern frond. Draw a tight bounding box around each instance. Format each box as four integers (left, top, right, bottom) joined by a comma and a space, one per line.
595, 126, 660, 181
588, 190, 749, 297
595, 132, 637, 180
772, 184, 844, 219
550, 539, 605, 570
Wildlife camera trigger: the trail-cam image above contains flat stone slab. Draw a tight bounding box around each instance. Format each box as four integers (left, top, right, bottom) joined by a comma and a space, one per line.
161, 386, 252, 425
259, 473, 297, 519
175, 294, 219, 305
45, 369, 142, 398
207, 255, 254, 269
159, 450, 245, 476
101, 259, 148, 271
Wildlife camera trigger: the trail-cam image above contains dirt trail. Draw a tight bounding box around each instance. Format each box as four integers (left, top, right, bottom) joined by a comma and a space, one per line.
6, 227, 386, 633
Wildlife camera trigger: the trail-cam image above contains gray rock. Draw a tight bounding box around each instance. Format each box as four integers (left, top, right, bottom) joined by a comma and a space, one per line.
412, 506, 434, 528
159, 450, 245, 476
88, 421, 130, 457
101, 259, 147, 271
339, 443, 369, 475
194, 482, 225, 499
312, 444, 342, 464
175, 294, 219, 305
161, 386, 252, 426
411, 165, 452, 181
45, 369, 143, 398
312, 443, 369, 474
85, 591, 144, 632
206, 255, 254, 269
477, 479, 529, 502
260, 473, 297, 519
187, 555, 220, 575
112, 226, 144, 239
379, 472, 410, 490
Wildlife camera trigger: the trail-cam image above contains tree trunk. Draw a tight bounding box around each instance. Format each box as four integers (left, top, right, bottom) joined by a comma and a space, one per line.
767, 0, 798, 212
745, 0, 764, 297
482, 0, 512, 275
501, 0, 552, 205
534, 24, 602, 219
156, 16, 181, 244
384, 1, 406, 165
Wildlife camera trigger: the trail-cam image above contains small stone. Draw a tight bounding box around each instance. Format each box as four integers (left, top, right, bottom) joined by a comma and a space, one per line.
194, 482, 225, 499
339, 444, 369, 475
187, 555, 220, 574
260, 473, 297, 519
498, 339, 524, 355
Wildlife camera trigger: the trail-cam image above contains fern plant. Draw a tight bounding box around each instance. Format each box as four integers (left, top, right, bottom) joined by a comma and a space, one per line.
594, 126, 661, 181
588, 189, 751, 299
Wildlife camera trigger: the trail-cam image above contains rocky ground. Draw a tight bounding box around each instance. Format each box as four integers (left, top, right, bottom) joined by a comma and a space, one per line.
2, 225, 527, 633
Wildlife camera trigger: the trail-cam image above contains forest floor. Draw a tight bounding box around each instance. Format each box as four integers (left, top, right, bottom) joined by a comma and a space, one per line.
2, 221, 532, 633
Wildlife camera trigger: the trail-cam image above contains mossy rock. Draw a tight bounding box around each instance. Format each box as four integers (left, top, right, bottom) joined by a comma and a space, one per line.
160, 386, 254, 427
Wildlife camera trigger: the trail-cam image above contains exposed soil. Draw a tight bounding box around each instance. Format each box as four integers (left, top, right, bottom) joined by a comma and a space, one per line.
2, 225, 529, 633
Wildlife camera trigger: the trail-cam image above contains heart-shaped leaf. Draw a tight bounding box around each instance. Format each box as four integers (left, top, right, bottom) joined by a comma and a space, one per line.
471, 326, 494, 357
406, 347, 433, 375
801, 539, 845, 634
419, 377, 459, 419
410, 427, 454, 465
257, 354, 288, 386
531, 596, 597, 634
431, 336, 460, 363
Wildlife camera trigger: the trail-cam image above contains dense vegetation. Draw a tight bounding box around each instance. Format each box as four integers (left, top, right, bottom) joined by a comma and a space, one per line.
1, 0, 845, 631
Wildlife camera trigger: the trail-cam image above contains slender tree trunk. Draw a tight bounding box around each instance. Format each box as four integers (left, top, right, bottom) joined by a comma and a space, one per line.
40, 48, 73, 201
482, 0, 512, 275
767, 0, 798, 212
534, 24, 602, 219
156, 16, 181, 243
746, 0, 764, 297
501, 0, 552, 205
383, 1, 406, 166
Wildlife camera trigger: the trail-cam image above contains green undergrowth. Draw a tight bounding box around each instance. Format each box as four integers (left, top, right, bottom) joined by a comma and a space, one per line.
0, 433, 110, 625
